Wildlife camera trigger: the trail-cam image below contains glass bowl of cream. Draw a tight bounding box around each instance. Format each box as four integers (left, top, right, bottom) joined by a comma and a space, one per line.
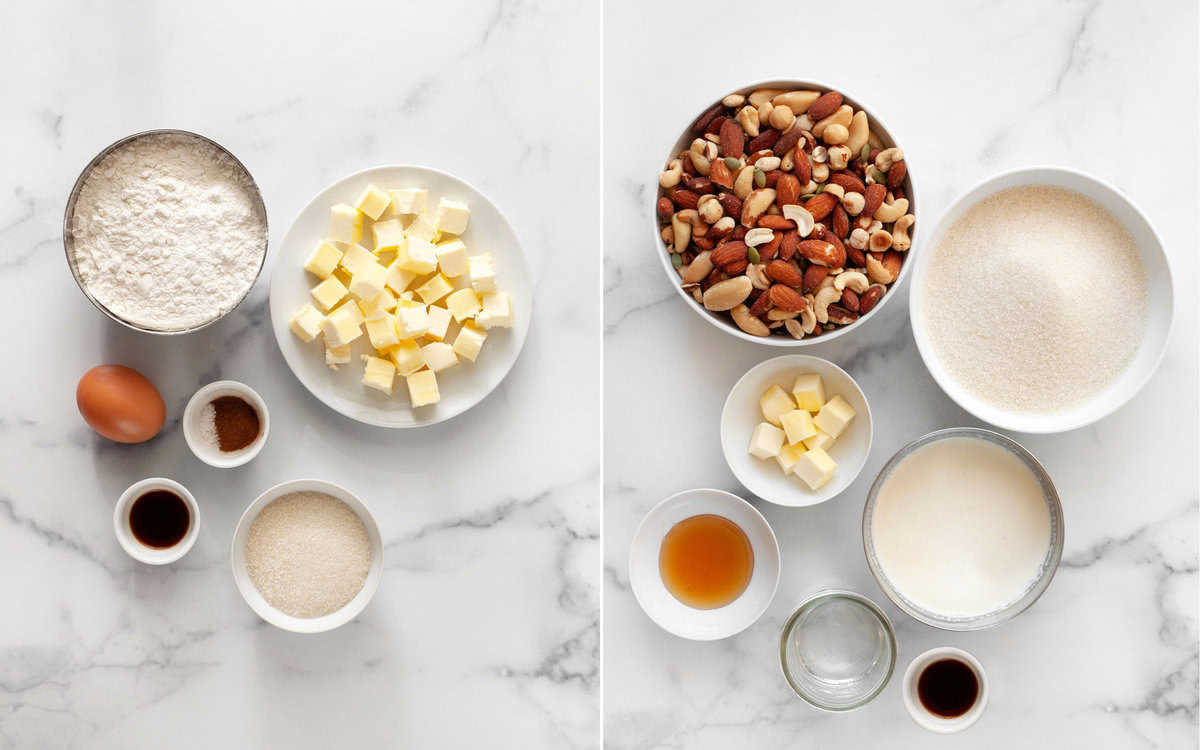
862, 427, 1064, 631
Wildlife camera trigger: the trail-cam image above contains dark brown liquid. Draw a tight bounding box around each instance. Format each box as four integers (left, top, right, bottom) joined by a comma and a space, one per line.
129, 490, 190, 548
659, 514, 754, 609
917, 658, 979, 718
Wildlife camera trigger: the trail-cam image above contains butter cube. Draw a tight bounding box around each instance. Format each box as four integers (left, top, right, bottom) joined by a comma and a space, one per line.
389, 188, 427, 215
372, 219, 406, 252
310, 276, 349, 312
385, 261, 417, 294
355, 184, 392, 221
813, 395, 856, 439
775, 442, 806, 475
781, 409, 818, 446
320, 304, 363, 347
361, 355, 396, 395
425, 305, 452, 341
396, 304, 429, 338
748, 422, 786, 460
434, 198, 470, 235
435, 239, 469, 277
420, 342, 458, 372
445, 288, 481, 322
332, 267, 353, 287
803, 429, 835, 452
325, 344, 351, 368
329, 300, 365, 326
349, 261, 388, 301
358, 288, 397, 319
406, 369, 440, 407
304, 241, 343, 278
476, 291, 513, 329
329, 203, 362, 244
365, 314, 401, 351
397, 237, 438, 274
468, 254, 496, 293
760, 385, 795, 427
415, 274, 453, 305
793, 448, 837, 490
791, 373, 826, 413
386, 339, 425, 375
340, 243, 376, 275
406, 213, 439, 243
289, 303, 324, 342
452, 322, 487, 361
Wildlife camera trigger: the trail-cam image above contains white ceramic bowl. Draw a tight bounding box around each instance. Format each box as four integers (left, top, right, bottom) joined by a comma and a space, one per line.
721, 355, 873, 507
113, 477, 200, 565
910, 166, 1174, 433
182, 380, 270, 468
652, 79, 918, 346
231, 479, 384, 633
902, 647, 989, 734
269, 164, 533, 428
629, 488, 780, 641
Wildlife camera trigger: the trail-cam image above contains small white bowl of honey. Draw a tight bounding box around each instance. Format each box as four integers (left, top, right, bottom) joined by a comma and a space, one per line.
628, 488, 781, 640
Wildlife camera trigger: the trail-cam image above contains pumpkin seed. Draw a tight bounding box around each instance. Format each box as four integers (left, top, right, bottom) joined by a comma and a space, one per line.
747, 247, 761, 263
753, 168, 766, 188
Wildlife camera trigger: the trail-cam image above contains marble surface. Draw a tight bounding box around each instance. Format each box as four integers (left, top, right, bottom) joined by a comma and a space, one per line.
0, 2, 599, 748
604, 0, 1198, 747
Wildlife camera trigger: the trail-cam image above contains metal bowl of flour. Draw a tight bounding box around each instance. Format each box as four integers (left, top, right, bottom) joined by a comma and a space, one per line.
63, 129, 269, 335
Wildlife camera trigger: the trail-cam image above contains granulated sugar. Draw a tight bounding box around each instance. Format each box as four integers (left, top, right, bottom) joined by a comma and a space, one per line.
921, 186, 1147, 414
245, 491, 371, 618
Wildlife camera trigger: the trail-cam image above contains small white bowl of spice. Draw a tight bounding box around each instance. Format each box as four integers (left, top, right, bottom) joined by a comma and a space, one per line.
183, 380, 269, 468
231, 478, 383, 633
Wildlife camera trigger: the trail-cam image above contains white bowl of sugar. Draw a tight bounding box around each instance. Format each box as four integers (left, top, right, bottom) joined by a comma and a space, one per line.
910, 166, 1174, 433
231, 479, 383, 633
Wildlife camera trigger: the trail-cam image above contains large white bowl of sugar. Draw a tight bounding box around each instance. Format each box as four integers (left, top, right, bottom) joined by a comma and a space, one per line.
231, 479, 383, 633
910, 166, 1173, 434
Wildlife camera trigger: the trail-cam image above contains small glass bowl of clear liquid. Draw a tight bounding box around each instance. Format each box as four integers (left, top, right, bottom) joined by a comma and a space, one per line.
779, 589, 897, 711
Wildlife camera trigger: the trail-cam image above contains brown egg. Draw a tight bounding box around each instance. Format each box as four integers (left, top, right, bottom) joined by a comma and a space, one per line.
76, 365, 166, 443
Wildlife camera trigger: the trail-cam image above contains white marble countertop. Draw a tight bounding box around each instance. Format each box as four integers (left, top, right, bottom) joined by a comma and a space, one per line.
0, 2, 599, 748
604, 1, 1198, 747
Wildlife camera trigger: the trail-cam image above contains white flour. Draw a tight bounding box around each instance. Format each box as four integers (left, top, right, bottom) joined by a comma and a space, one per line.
71, 133, 266, 331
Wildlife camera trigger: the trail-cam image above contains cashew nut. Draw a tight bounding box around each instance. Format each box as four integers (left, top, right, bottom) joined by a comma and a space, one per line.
672, 210, 696, 253
782, 205, 815, 237
841, 191, 865, 216
780, 150, 795, 171
849, 227, 869, 250
745, 263, 770, 290
827, 145, 851, 170
874, 147, 904, 171
681, 251, 713, 284
722, 93, 746, 108
834, 270, 869, 294
813, 286, 841, 324
689, 138, 716, 176
866, 253, 898, 284
784, 318, 805, 339
892, 214, 914, 251
659, 159, 682, 189
697, 194, 723, 224
731, 304, 770, 337
736, 106, 760, 138
845, 111, 870, 156
873, 196, 909, 223
744, 227, 774, 247
821, 183, 845, 200
795, 114, 815, 132
756, 100, 774, 126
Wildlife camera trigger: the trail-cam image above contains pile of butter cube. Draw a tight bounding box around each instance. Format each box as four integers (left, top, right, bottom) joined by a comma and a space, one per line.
289, 184, 513, 407
748, 373, 856, 490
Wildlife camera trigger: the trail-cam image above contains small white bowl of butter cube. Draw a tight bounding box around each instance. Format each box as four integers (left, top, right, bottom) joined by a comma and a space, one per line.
720, 355, 873, 508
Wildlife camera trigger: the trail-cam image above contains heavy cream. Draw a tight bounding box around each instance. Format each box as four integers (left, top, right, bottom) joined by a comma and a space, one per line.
870, 437, 1051, 617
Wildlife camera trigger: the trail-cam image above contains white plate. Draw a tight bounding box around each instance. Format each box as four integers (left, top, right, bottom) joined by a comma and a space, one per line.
231, 478, 383, 633
910, 166, 1174, 433
721, 355, 873, 508
629, 488, 780, 641
269, 165, 533, 428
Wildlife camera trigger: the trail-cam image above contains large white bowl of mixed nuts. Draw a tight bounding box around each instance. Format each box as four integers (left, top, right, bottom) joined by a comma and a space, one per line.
653, 81, 917, 345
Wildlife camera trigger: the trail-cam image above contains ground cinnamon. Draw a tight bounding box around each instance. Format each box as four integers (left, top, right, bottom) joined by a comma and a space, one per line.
211, 396, 260, 452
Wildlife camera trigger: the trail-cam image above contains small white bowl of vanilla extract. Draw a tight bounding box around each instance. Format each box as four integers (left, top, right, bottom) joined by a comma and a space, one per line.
113, 477, 199, 565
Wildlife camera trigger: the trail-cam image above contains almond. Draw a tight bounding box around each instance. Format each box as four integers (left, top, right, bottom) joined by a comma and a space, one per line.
802, 265, 828, 293
806, 91, 843, 121
709, 159, 734, 190
765, 259, 803, 287
768, 284, 807, 312
668, 188, 700, 210
793, 148, 812, 184
684, 177, 716, 194
656, 197, 673, 221
711, 241, 748, 270
779, 229, 800, 261
866, 250, 902, 284
773, 129, 804, 157
718, 193, 742, 218
757, 214, 795, 231
859, 284, 886, 313
847, 245, 867, 268
775, 174, 801, 207
803, 192, 838, 221
831, 204, 850, 238
705, 115, 728, 136
748, 289, 774, 316
825, 304, 859, 326
759, 231, 783, 260
887, 160, 907, 189
864, 184, 886, 216
719, 118, 745, 159
798, 238, 845, 268
830, 171, 866, 195
746, 129, 780, 153
841, 288, 860, 312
